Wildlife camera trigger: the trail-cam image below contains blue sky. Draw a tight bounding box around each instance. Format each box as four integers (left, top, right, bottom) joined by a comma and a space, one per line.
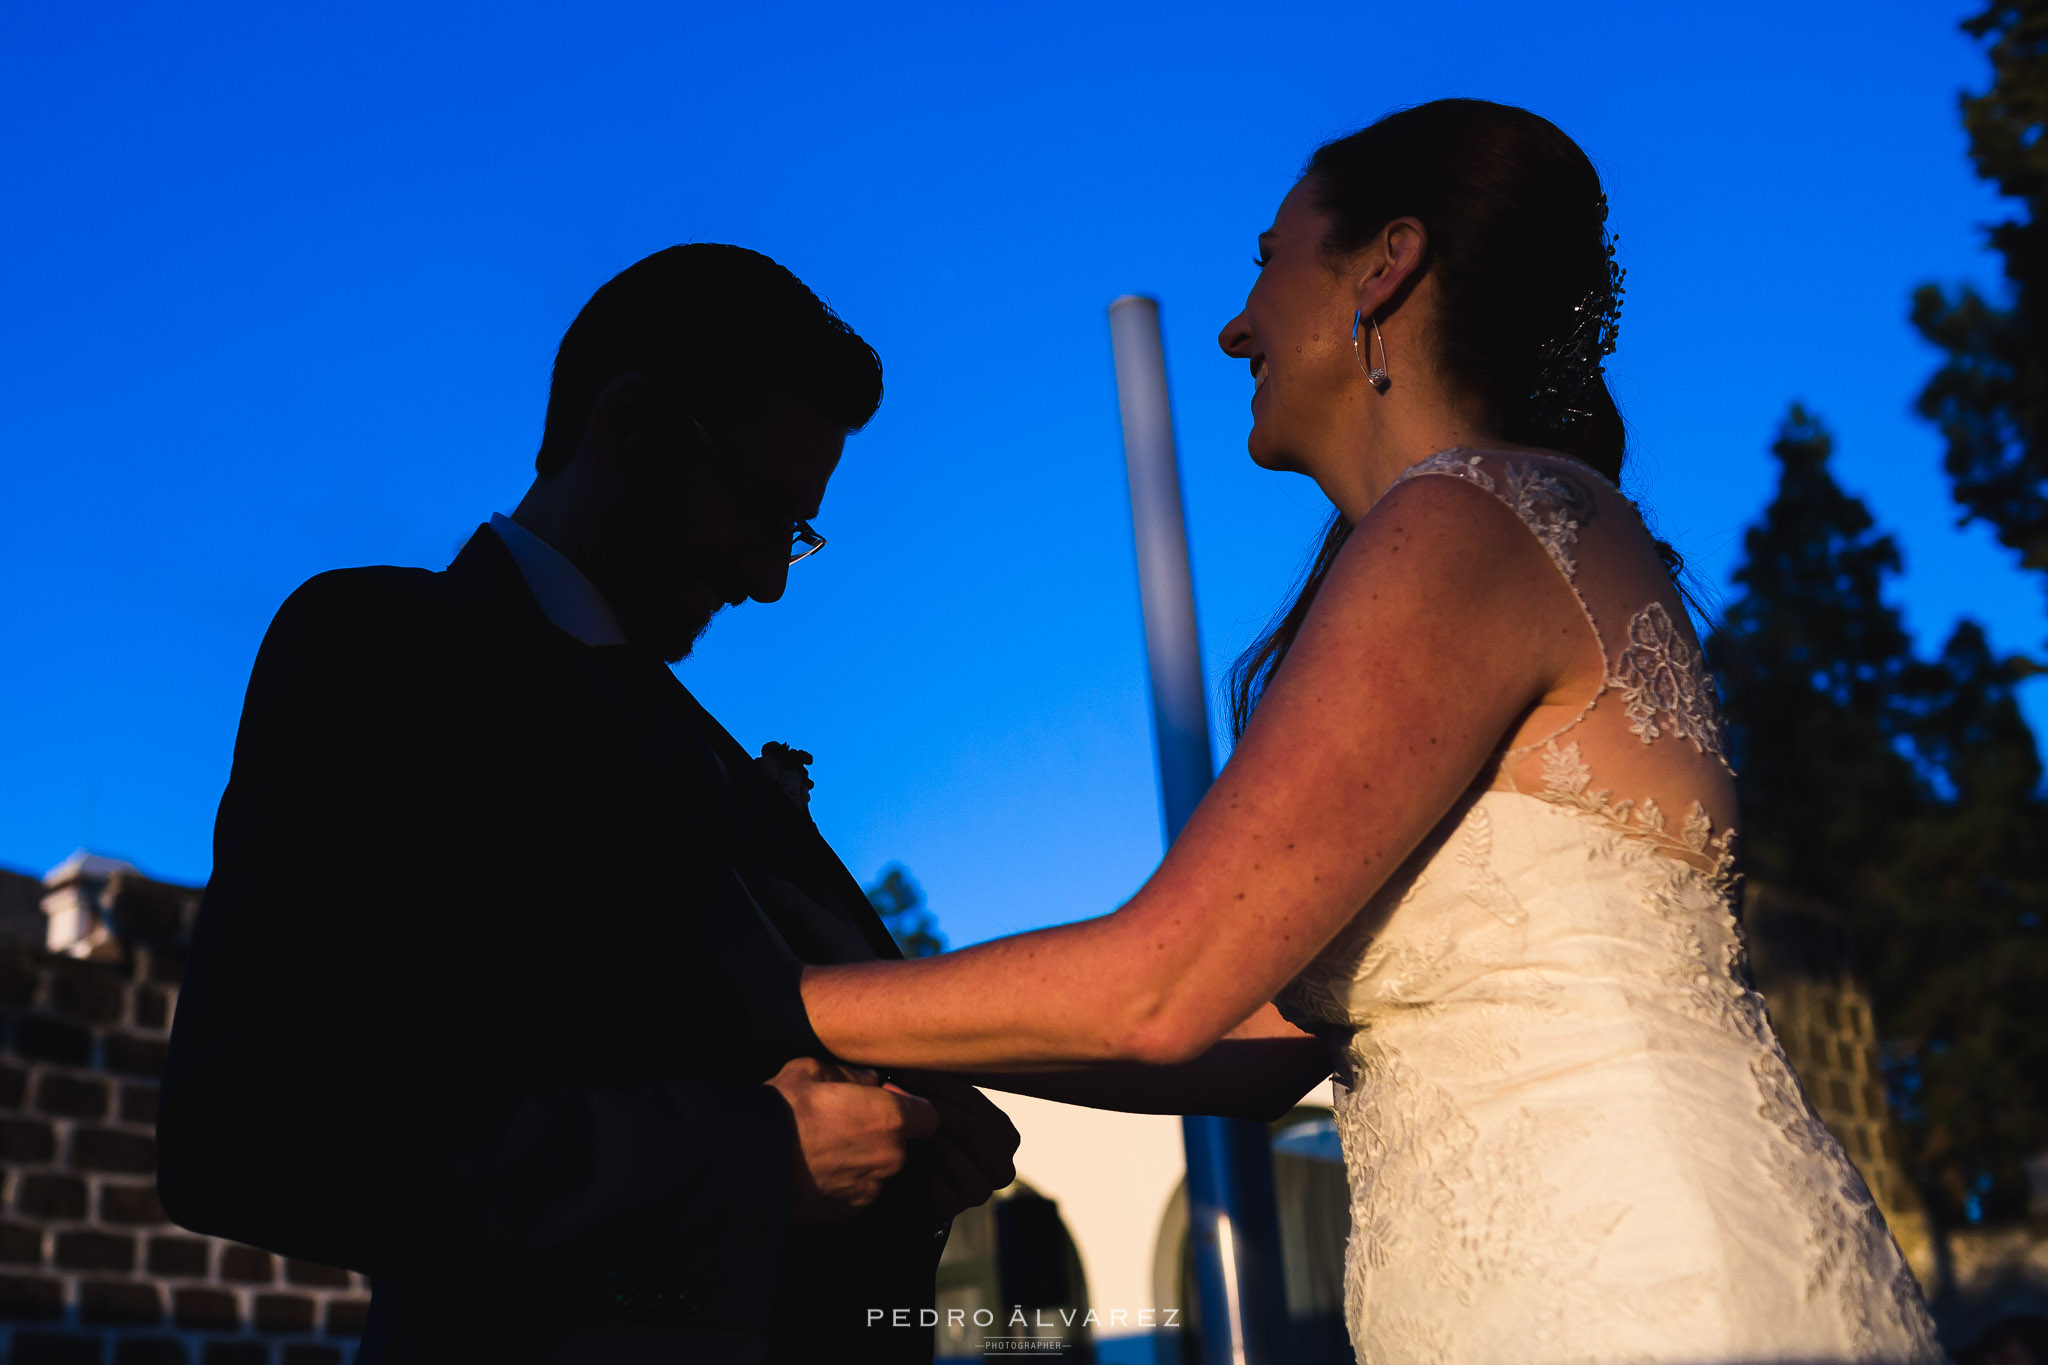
2, 0, 2039, 948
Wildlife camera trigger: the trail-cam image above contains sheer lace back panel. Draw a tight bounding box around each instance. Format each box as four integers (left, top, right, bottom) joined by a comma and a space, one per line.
1269, 448, 1941, 1363
1388, 448, 1738, 882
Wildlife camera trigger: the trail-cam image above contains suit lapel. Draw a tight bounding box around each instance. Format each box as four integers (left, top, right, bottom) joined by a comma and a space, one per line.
441, 527, 829, 1072
678, 690, 905, 963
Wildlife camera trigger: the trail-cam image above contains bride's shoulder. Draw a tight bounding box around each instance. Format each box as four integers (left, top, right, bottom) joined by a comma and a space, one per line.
1331, 451, 1585, 610
1371, 446, 1635, 579
1294, 452, 1598, 708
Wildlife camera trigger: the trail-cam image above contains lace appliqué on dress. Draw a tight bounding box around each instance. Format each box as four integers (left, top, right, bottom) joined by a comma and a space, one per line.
1392, 449, 1497, 495
1539, 740, 1737, 885
1501, 461, 1585, 577
1751, 1055, 1948, 1359
1609, 601, 1729, 764
1455, 807, 1527, 928
1338, 1029, 1699, 1364
1392, 448, 1740, 879
1389, 450, 1587, 578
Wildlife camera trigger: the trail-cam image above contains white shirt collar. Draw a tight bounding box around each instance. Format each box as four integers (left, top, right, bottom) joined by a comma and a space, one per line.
488, 513, 627, 647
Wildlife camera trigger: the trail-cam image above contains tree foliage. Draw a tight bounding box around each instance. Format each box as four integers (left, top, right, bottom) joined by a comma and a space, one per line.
1875, 622, 2048, 1222
1914, 0, 2048, 610
1710, 407, 2048, 1224
1710, 407, 1924, 901
867, 863, 947, 958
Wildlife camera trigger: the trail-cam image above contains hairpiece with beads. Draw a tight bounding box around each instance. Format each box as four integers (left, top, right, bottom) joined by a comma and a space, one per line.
1527, 195, 1626, 430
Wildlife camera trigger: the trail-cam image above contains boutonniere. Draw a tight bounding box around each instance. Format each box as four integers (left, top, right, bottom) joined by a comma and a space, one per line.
757, 741, 815, 810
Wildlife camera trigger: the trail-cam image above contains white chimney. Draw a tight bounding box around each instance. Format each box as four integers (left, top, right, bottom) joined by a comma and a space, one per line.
41, 849, 139, 958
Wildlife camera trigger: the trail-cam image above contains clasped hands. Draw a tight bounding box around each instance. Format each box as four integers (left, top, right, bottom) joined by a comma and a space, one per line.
767, 1056, 1019, 1226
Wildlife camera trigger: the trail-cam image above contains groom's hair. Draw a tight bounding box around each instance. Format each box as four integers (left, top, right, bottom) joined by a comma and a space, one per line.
535, 244, 882, 477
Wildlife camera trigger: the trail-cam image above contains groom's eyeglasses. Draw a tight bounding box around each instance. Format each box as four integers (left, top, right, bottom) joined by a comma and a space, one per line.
685, 415, 828, 566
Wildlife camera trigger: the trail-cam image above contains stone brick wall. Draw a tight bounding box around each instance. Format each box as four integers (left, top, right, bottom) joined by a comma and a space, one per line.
0, 922, 369, 1364
0, 870, 42, 950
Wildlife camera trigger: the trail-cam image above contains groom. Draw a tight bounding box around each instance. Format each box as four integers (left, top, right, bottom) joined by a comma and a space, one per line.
158, 244, 1018, 1364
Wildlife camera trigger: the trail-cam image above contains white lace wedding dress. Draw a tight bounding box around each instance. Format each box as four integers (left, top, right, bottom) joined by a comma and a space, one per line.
1273, 450, 1945, 1365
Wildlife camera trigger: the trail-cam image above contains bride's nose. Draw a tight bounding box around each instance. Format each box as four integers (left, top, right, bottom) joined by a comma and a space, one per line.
1219, 311, 1253, 359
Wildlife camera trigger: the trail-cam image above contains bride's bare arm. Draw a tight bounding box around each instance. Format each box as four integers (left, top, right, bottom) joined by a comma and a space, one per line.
956, 1004, 1332, 1122
803, 475, 1581, 1071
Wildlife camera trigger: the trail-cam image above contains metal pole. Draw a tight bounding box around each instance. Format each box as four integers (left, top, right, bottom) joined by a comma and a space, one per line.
1107, 295, 1286, 1365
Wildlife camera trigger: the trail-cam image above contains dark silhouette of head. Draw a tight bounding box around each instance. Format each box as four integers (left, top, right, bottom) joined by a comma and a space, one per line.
1227, 99, 1666, 736
536, 243, 881, 478
519, 244, 881, 662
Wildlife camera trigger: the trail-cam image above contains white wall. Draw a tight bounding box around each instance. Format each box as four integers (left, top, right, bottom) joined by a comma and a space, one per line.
992, 1080, 1338, 1331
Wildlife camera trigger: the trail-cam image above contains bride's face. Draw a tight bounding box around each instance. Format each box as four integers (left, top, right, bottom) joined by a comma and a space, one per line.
1217, 178, 1365, 481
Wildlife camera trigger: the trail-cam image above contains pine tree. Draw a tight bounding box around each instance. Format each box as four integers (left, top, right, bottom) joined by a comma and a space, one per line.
1879, 623, 2048, 1220
866, 864, 946, 958
1712, 406, 2048, 1222
1707, 406, 1922, 901
1913, 0, 2048, 622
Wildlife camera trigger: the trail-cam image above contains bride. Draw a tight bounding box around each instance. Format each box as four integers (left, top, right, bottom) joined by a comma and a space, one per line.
802, 99, 1943, 1363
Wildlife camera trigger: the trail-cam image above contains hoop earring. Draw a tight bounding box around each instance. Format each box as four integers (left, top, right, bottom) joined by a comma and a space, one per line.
1353, 310, 1390, 393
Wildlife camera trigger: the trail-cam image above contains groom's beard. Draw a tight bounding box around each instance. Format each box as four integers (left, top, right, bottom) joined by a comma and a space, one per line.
621, 588, 723, 665
604, 494, 743, 664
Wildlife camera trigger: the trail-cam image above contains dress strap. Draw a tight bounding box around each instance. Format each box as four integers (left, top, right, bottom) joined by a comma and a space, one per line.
1387, 449, 1590, 579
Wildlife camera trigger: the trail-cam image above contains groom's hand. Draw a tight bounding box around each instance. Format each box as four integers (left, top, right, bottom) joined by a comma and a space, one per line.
886, 1070, 1020, 1223
767, 1056, 940, 1225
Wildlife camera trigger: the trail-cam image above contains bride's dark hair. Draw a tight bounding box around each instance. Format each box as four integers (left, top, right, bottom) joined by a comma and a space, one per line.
1227, 98, 1670, 738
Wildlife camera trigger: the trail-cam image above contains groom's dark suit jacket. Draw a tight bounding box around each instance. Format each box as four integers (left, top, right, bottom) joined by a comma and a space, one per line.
159, 527, 942, 1364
